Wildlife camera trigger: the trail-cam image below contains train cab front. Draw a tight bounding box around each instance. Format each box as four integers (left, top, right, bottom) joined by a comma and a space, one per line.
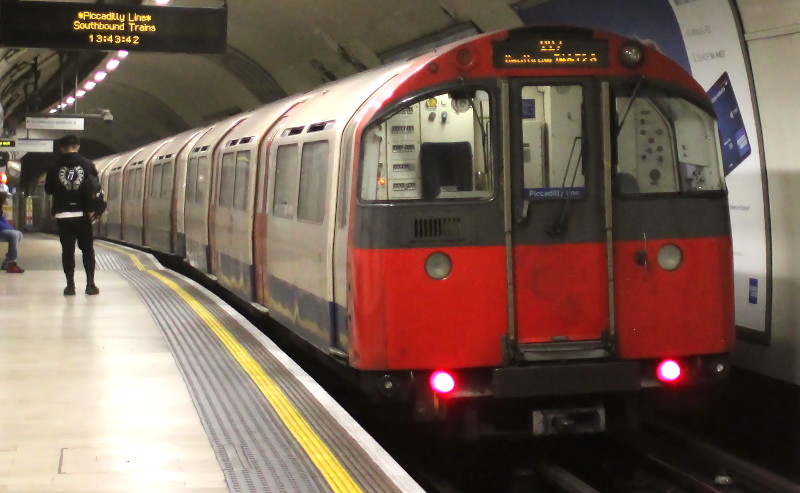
347, 25, 734, 438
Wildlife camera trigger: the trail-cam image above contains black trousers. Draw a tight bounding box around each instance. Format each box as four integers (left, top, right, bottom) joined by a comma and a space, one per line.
56, 216, 95, 284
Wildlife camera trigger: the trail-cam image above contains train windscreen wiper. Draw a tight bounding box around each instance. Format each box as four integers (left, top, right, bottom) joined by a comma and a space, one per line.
616, 76, 645, 137
547, 136, 583, 238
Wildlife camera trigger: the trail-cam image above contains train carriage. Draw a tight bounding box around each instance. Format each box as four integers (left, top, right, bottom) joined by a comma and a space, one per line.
183, 115, 250, 275
143, 128, 204, 255
208, 97, 304, 302
104, 149, 141, 241
99, 26, 734, 436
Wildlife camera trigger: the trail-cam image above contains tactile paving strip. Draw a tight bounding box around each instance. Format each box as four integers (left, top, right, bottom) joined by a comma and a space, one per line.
119, 267, 412, 493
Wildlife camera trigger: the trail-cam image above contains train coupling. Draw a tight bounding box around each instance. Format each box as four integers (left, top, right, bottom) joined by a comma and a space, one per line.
532, 404, 606, 436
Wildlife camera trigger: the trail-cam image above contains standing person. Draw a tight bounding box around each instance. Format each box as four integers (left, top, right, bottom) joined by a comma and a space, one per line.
45, 134, 100, 295
0, 183, 24, 273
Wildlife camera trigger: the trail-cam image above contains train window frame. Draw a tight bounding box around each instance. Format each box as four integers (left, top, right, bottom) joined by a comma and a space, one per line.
612, 84, 726, 198
186, 157, 198, 202
218, 152, 236, 208
517, 83, 588, 203
273, 144, 300, 219
161, 159, 174, 200
196, 156, 210, 204
151, 162, 163, 199
357, 83, 497, 204
297, 140, 329, 224
233, 150, 251, 211
135, 168, 145, 200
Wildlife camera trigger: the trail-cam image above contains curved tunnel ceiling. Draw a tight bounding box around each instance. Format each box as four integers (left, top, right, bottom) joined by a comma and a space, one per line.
2, 0, 524, 158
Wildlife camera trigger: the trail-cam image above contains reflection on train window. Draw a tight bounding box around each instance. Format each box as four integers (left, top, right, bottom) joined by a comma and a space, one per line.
219, 152, 235, 207
298, 141, 329, 223
360, 88, 493, 201
615, 92, 724, 195
196, 156, 210, 203
136, 168, 144, 199
109, 173, 121, 202
519, 85, 586, 201
161, 160, 173, 200
273, 144, 299, 219
186, 157, 198, 202
124, 169, 134, 198
234, 151, 250, 210
151, 163, 163, 199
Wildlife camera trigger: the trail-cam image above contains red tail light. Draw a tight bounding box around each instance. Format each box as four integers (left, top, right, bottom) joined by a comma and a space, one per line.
430, 370, 456, 394
656, 359, 682, 383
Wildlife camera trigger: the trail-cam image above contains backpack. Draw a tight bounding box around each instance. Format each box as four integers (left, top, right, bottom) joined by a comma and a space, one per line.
85, 172, 107, 216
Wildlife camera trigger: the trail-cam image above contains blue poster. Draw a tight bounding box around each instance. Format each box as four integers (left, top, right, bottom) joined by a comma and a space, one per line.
708, 72, 751, 175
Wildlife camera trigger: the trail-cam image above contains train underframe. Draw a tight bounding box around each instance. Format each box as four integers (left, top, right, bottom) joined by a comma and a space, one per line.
357, 354, 731, 439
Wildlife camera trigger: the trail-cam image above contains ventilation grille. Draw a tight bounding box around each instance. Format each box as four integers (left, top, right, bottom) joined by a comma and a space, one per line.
413, 217, 463, 241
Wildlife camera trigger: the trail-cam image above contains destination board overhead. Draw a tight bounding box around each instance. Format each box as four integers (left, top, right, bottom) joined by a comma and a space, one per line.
0, 1, 226, 53
492, 37, 609, 68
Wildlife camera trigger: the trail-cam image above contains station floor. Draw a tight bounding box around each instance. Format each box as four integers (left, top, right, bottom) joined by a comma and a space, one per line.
0, 234, 422, 493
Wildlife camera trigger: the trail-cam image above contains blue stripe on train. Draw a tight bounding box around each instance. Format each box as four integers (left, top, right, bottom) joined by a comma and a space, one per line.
267, 274, 348, 353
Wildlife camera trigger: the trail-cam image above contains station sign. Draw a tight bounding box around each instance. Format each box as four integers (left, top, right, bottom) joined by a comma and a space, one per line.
0, 1, 227, 53
26, 117, 85, 131
0, 139, 54, 153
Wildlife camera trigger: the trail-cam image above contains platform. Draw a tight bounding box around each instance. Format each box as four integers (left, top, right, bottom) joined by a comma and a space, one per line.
0, 234, 422, 493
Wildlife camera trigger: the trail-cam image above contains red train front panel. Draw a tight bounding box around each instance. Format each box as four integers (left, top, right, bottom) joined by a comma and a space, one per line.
345, 27, 733, 391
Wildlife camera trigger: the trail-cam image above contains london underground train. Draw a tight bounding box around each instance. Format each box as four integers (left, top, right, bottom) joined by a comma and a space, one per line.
91, 26, 734, 436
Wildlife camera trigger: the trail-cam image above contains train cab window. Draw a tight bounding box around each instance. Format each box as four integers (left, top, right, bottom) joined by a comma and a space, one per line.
151, 163, 163, 199
233, 151, 251, 210
186, 157, 198, 202
297, 141, 329, 223
273, 144, 299, 219
219, 152, 235, 207
161, 160, 173, 200
615, 90, 724, 195
519, 84, 586, 201
360, 88, 493, 201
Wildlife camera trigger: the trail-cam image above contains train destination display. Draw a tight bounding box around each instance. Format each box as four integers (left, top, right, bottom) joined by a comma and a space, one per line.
493, 37, 608, 67
0, 1, 226, 53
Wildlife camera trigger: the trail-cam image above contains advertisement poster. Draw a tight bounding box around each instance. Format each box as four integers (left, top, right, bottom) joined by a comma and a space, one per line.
514, 0, 769, 336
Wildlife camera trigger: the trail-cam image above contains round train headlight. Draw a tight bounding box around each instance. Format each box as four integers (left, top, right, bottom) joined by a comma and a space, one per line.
619, 42, 645, 68
425, 252, 452, 280
657, 244, 683, 271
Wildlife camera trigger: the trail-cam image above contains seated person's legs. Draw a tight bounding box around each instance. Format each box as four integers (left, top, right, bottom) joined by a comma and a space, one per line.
0, 229, 24, 273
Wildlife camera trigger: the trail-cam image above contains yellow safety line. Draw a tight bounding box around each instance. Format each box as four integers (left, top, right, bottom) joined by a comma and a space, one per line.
112, 247, 362, 493
98, 243, 146, 271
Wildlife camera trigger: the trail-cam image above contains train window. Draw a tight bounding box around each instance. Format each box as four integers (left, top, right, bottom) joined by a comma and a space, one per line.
151, 163, 163, 199
135, 168, 145, 199
197, 156, 210, 204
360, 88, 493, 202
186, 157, 198, 202
161, 160, 173, 200
519, 85, 586, 201
273, 144, 299, 219
297, 141, 329, 223
615, 91, 724, 195
233, 151, 251, 210
219, 152, 235, 207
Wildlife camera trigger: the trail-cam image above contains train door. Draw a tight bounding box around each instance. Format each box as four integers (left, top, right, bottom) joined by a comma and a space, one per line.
253, 119, 288, 308
507, 80, 610, 361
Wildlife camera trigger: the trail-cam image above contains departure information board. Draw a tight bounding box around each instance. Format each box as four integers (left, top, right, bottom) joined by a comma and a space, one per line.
0, 1, 226, 53
493, 37, 608, 68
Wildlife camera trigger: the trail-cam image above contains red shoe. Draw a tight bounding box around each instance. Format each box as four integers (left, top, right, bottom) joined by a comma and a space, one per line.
5, 262, 24, 273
